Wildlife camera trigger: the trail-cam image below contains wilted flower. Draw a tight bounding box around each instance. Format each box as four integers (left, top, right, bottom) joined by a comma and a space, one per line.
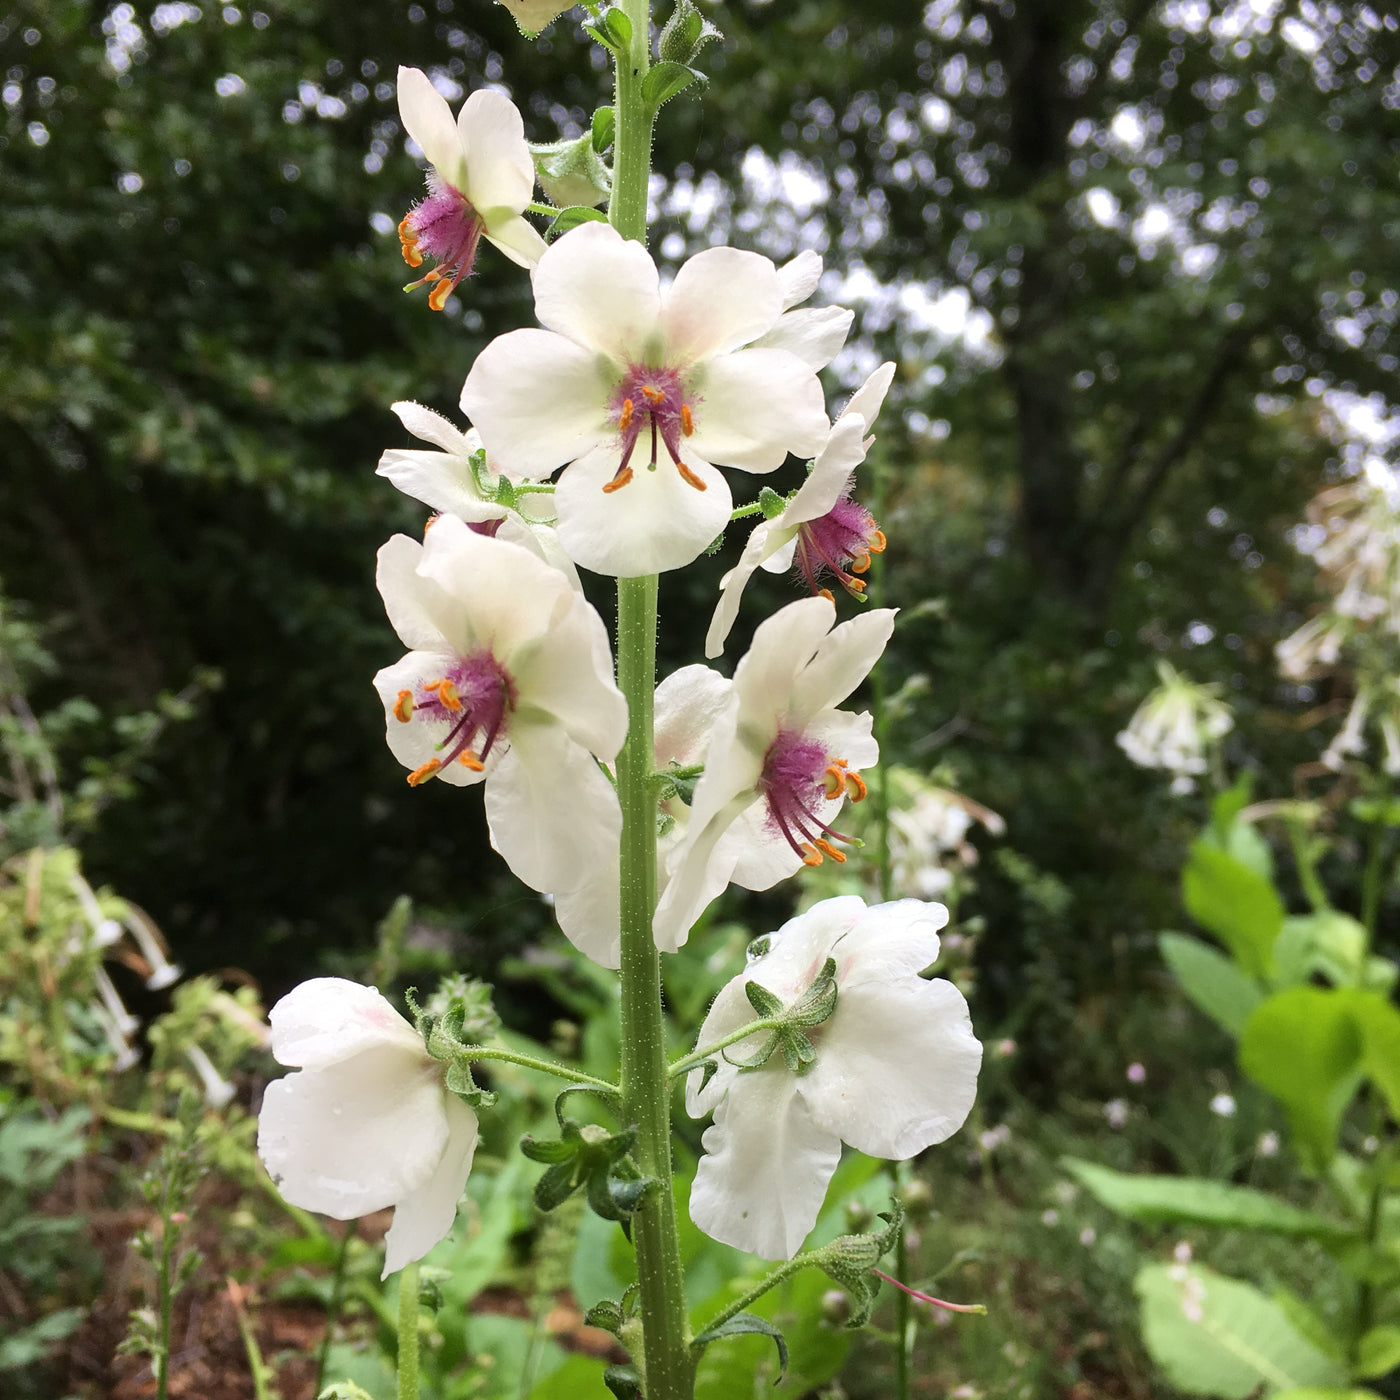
705, 363, 895, 658
460, 222, 830, 576
372, 515, 627, 895
654, 596, 894, 951
258, 979, 478, 1277
685, 897, 981, 1259
1116, 660, 1233, 793
396, 68, 547, 308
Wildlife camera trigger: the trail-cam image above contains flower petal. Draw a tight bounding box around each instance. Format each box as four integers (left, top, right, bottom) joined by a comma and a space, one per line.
391, 400, 473, 456
376, 533, 453, 652
782, 415, 869, 525
704, 521, 796, 659
660, 247, 784, 363
378, 448, 506, 524
482, 212, 550, 269
828, 898, 948, 986
554, 443, 733, 577
750, 306, 853, 371
840, 361, 896, 430
462, 328, 613, 479
731, 596, 838, 721
776, 250, 822, 310
553, 866, 621, 969
457, 88, 534, 214
688, 1070, 841, 1260
381, 1092, 479, 1277
257, 1044, 449, 1220
802, 976, 981, 1160
268, 978, 425, 1069
484, 725, 622, 894
373, 653, 492, 789
532, 221, 660, 358
787, 607, 896, 722
397, 67, 466, 188
655, 664, 732, 764
686, 348, 828, 472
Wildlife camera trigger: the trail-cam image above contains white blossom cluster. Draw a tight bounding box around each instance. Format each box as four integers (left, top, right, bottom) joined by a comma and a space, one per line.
1278, 469, 1400, 773
257, 71, 981, 1274
1116, 660, 1234, 794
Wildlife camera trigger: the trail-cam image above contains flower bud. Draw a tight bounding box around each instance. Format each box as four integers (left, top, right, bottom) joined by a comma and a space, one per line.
820, 1289, 851, 1326
844, 1199, 873, 1232
900, 1178, 935, 1221
531, 135, 612, 209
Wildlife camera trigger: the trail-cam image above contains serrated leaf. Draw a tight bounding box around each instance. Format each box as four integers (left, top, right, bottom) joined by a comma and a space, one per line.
692, 1312, 789, 1379
1063, 1158, 1351, 1239
641, 61, 705, 111
1182, 841, 1283, 977
1159, 932, 1264, 1037
1136, 1262, 1348, 1397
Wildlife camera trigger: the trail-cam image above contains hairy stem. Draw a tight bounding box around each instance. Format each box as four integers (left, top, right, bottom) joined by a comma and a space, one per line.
396, 1261, 421, 1400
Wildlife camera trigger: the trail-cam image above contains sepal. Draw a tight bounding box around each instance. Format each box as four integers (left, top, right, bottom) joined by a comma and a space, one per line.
602, 1365, 643, 1400
658, 0, 723, 64
532, 134, 612, 209
519, 1119, 656, 1222
810, 1201, 904, 1327
691, 1313, 788, 1379
545, 206, 612, 242
641, 61, 707, 113
757, 485, 789, 519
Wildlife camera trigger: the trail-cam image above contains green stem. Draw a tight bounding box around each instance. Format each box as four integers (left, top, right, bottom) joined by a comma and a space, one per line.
666, 1018, 785, 1080
396, 1261, 421, 1400
609, 0, 656, 247
460, 1045, 619, 1095
156, 1192, 176, 1400
1284, 817, 1329, 913
1360, 779, 1391, 941
315, 1221, 355, 1395
696, 1253, 814, 1336
616, 576, 693, 1400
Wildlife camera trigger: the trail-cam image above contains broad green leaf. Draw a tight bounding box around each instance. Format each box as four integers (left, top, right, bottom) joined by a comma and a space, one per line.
1356, 1324, 1400, 1379
692, 1312, 789, 1380
1274, 913, 1368, 990
1182, 841, 1284, 977
1272, 1286, 1347, 1363
1239, 988, 1364, 1173
1136, 1262, 1348, 1397
1346, 991, 1400, 1122
1159, 932, 1264, 1037
640, 61, 706, 110
1064, 1158, 1350, 1240
1270, 1391, 1385, 1399
0, 1307, 84, 1371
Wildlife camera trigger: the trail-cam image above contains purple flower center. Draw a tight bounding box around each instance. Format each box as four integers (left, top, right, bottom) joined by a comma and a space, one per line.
795, 488, 886, 599
399, 175, 484, 312
602, 365, 707, 495
393, 650, 515, 786
758, 726, 867, 866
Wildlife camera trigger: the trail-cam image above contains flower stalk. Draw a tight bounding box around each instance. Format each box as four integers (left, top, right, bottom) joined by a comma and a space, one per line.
396, 1260, 421, 1400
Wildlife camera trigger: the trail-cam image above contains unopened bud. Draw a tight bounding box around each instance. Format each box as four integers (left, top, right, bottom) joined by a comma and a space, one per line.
820, 1288, 851, 1326
900, 1178, 935, 1221
531, 135, 612, 209
844, 1199, 873, 1232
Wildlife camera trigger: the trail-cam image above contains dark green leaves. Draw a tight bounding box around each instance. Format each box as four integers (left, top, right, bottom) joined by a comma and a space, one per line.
519, 1120, 656, 1223
658, 0, 723, 64
732, 959, 839, 1074
640, 62, 707, 113
691, 1313, 789, 1379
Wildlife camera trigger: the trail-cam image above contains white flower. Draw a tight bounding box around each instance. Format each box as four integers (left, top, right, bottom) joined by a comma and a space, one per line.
654, 596, 895, 951
460, 222, 830, 576
495, 0, 575, 35
257, 979, 479, 1278
1276, 612, 1351, 680
749, 250, 855, 372
705, 363, 895, 658
377, 401, 579, 586
372, 514, 628, 895
685, 897, 981, 1259
886, 775, 1004, 902
395, 68, 548, 309
1116, 660, 1232, 789
553, 663, 735, 967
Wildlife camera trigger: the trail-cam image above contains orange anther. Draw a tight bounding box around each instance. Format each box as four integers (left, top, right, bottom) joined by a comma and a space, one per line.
824, 763, 848, 799
851, 552, 871, 575
814, 838, 847, 864
602, 466, 634, 494
618, 398, 635, 431
870, 530, 887, 553
680, 404, 694, 436
428, 278, 453, 312
847, 577, 866, 594
818, 588, 835, 602
407, 758, 443, 786
845, 770, 867, 802
393, 690, 415, 723
800, 842, 824, 868
458, 750, 485, 772
398, 218, 423, 268
675, 460, 708, 492
435, 679, 462, 712
640, 384, 665, 404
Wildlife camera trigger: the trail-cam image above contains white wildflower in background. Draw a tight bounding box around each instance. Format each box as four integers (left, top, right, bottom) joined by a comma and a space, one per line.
461, 221, 830, 576
887, 775, 1005, 902
372, 515, 628, 896
257, 979, 478, 1277
1116, 660, 1233, 794
685, 897, 981, 1259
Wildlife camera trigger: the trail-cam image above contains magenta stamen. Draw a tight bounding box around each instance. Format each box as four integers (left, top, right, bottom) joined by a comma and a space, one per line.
409, 650, 514, 767
758, 728, 859, 862
872, 1269, 985, 1316
795, 486, 883, 598
606, 365, 705, 490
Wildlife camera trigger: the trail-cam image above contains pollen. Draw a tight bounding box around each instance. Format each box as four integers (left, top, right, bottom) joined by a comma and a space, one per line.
603, 466, 635, 494
398, 215, 424, 269
870, 530, 887, 553
845, 770, 867, 802
640, 384, 665, 405
393, 690, 415, 723
428, 278, 454, 312
680, 404, 694, 436
675, 460, 708, 492
800, 842, 824, 867
618, 398, 635, 431
458, 750, 485, 771
407, 758, 443, 786
814, 838, 847, 863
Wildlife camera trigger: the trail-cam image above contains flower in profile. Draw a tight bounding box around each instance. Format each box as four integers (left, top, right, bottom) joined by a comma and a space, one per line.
377, 401, 578, 584
395, 68, 547, 309
460, 221, 830, 576
494, 0, 576, 35
258, 979, 478, 1278
1115, 660, 1232, 794
654, 596, 894, 951
372, 514, 628, 895
705, 363, 895, 658
685, 897, 981, 1259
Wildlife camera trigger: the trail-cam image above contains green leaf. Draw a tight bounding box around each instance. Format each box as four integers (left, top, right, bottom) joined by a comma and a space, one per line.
1159, 932, 1264, 1037
1239, 988, 1365, 1172
1136, 1262, 1349, 1397
1348, 991, 1400, 1122
591, 106, 616, 153
545, 206, 610, 242
641, 61, 705, 111
692, 1312, 789, 1379
1356, 1324, 1400, 1379
0, 1307, 84, 1371
1063, 1158, 1351, 1239
1270, 1391, 1386, 1399
603, 1364, 642, 1400
1274, 912, 1368, 989
1182, 841, 1284, 977
744, 979, 784, 1018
